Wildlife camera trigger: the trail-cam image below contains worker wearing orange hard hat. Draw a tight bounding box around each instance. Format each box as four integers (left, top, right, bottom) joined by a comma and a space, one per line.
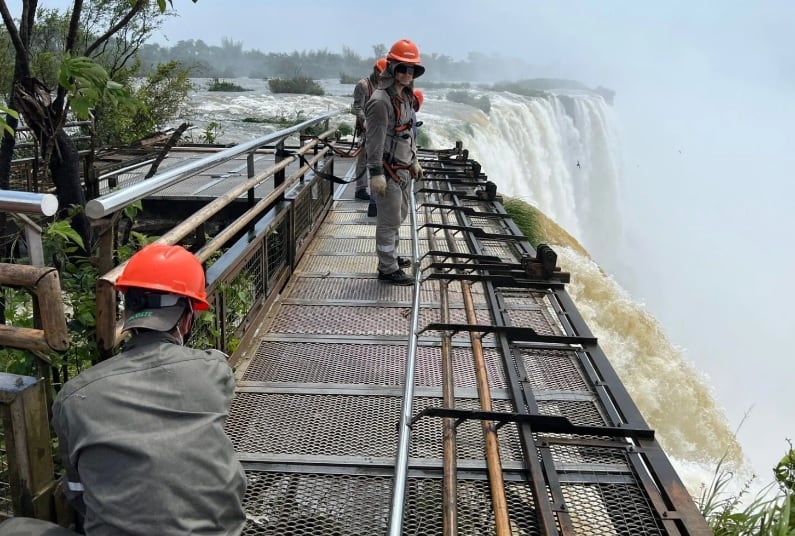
353, 57, 388, 206
52, 244, 246, 535
365, 38, 425, 285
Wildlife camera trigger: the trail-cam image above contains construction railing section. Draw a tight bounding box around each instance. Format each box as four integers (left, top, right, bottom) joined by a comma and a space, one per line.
386, 153, 712, 535
88, 111, 341, 359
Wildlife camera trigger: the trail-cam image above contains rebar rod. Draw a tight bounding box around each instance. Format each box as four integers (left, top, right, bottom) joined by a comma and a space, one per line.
462, 280, 512, 535
424, 194, 459, 536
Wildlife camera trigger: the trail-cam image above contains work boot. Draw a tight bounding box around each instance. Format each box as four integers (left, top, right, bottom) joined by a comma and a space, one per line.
397, 256, 411, 268
378, 268, 413, 285
355, 189, 370, 201
367, 203, 377, 217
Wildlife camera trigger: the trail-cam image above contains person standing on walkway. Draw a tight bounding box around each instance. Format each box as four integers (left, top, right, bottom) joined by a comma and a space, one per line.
365, 38, 425, 285
353, 57, 387, 205
52, 244, 247, 535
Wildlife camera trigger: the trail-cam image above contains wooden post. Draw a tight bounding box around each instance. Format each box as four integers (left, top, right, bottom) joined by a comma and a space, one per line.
0, 373, 55, 520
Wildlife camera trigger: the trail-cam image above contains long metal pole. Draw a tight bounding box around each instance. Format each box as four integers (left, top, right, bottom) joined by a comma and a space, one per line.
462, 280, 512, 535
387, 183, 423, 536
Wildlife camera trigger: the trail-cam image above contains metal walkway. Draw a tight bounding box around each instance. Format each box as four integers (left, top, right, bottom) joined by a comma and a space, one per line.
225, 153, 710, 535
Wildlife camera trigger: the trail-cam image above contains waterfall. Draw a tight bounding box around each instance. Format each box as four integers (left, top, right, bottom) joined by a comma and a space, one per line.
419, 90, 745, 492
420, 90, 625, 275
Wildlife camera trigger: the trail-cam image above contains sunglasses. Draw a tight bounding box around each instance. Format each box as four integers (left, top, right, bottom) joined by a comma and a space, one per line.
394, 65, 415, 76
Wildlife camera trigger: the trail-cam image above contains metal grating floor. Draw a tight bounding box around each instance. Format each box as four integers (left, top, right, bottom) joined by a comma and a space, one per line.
228, 171, 695, 534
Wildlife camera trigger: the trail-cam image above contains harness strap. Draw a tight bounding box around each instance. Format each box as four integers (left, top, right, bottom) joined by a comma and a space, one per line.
383, 160, 412, 184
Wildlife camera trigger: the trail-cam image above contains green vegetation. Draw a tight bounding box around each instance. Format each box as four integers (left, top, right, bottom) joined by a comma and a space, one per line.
268, 77, 324, 95
336, 122, 353, 137
698, 445, 795, 535
0, 204, 149, 379
446, 90, 491, 114
95, 61, 193, 146
339, 72, 358, 84
416, 128, 431, 149
503, 198, 544, 246
207, 78, 249, 92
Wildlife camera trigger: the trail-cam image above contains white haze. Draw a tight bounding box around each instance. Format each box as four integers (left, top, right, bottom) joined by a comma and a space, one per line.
30, 0, 795, 481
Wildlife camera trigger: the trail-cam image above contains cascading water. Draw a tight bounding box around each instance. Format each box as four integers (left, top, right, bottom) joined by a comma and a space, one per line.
184, 80, 746, 492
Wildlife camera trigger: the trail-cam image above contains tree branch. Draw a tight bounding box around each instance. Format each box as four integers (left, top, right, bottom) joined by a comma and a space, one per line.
84, 0, 146, 58
0, 0, 26, 57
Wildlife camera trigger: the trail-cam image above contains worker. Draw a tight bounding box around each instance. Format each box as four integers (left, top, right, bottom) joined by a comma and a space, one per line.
365, 38, 425, 285
353, 57, 387, 209
52, 244, 247, 535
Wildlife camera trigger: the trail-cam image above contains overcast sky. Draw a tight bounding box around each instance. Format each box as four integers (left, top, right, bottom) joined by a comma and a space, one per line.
31, 0, 795, 479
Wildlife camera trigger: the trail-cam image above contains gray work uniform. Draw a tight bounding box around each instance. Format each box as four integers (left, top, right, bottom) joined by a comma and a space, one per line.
52, 331, 247, 536
352, 73, 378, 191
365, 71, 418, 273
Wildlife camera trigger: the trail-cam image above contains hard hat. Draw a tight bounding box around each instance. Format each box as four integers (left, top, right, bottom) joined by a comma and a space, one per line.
387, 39, 422, 63
413, 89, 424, 111
387, 38, 425, 78
116, 244, 210, 311
375, 57, 387, 73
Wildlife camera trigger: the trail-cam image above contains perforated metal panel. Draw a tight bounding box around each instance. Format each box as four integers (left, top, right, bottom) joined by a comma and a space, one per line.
519, 347, 592, 392
244, 340, 508, 389
561, 482, 665, 535
296, 255, 377, 274
241, 471, 543, 536
286, 276, 425, 303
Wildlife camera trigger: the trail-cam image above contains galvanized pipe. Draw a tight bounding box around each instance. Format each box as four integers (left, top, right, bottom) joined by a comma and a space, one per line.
85, 111, 339, 219
387, 180, 423, 536
0, 190, 58, 216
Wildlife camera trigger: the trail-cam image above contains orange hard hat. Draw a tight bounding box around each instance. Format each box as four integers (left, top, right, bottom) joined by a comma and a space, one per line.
388, 39, 422, 64
413, 89, 424, 111
374, 57, 387, 73
116, 244, 210, 311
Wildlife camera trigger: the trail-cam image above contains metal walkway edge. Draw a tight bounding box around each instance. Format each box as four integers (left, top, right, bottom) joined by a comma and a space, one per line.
226, 152, 711, 535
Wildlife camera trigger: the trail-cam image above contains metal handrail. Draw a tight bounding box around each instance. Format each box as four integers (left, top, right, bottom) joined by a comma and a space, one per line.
85, 110, 340, 219
387, 183, 423, 536
0, 190, 58, 216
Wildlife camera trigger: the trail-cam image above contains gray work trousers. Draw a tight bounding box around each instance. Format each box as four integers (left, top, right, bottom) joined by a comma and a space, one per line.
375, 169, 410, 273
354, 133, 369, 190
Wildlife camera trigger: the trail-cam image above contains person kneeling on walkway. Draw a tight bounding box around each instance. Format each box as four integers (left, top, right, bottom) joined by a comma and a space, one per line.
52, 244, 247, 535
365, 38, 425, 286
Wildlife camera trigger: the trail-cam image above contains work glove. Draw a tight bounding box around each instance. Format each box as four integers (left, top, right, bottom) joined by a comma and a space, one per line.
371, 174, 387, 196
411, 161, 424, 178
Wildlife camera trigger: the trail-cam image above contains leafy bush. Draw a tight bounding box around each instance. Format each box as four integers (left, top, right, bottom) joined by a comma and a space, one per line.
698, 443, 795, 535
94, 61, 193, 146
339, 73, 358, 84
268, 77, 324, 95
336, 122, 353, 137
207, 78, 249, 92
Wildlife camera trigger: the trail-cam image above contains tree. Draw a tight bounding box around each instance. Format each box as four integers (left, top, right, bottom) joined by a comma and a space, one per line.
0, 0, 194, 248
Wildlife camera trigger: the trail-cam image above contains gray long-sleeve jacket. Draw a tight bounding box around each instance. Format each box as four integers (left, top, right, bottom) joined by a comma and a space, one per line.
52, 331, 247, 536
352, 73, 377, 130
364, 71, 417, 177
